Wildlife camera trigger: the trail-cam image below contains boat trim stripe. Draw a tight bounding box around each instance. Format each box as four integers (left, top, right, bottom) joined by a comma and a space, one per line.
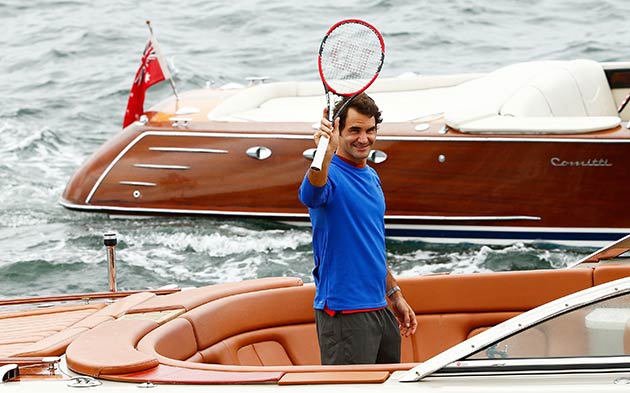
118, 181, 157, 187
133, 164, 191, 170
386, 215, 540, 221
148, 147, 229, 154
385, 227, 625, 241
59, 199, 630, 243
71, 199, 541, 223
86, 132, 156, 203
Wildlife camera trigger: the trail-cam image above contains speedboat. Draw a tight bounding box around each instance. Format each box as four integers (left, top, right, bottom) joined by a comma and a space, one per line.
60, 59, 630, 245
3, 234, 630, 391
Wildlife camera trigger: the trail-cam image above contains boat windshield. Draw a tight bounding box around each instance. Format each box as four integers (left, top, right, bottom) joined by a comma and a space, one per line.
399, 276, 630, 382
467, 291, 630, 360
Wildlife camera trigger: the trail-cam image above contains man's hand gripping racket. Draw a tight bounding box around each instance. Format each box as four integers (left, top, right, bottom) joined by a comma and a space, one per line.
311, 19, 385, 171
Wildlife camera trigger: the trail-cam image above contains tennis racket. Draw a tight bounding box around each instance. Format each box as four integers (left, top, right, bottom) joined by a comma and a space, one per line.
311, 19, 385, 171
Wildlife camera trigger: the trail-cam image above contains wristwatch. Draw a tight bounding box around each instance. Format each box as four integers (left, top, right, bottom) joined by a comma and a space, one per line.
386, 286, 401, 298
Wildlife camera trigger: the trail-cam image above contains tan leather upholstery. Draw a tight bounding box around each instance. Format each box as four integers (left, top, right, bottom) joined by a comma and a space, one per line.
278, 371, 390, 385
200, 324, 319, 366
56, 265, 630, 382
66, 319, 159, 376
128, 277, 303, 313
593, 265, 630, 285
399, 268, 592, 314
410, 312, 519, 360
138, 317, 199, 362
137, 268, 597, 369
181, 284, 314, 351
0, 292, 157, 358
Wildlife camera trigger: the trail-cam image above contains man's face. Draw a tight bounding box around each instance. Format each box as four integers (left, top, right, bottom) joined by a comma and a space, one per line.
336, 107, 376, 166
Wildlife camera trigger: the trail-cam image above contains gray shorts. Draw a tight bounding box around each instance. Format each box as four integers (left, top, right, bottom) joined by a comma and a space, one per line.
315, 307, 401, 365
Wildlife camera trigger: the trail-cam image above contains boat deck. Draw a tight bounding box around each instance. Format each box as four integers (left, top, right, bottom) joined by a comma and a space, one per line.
3, 265, 630, 385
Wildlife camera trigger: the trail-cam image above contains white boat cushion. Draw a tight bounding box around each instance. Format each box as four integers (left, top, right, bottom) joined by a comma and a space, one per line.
457, 115, 622, 134
207, 74, 482, 123
446, 59, 621, 134
207, 81, 323, 121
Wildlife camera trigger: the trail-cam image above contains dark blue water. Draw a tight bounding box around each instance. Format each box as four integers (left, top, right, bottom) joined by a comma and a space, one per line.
3, 0, 623, 298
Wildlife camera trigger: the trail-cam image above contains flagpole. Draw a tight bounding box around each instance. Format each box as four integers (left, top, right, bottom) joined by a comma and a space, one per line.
146, 20, 180, 107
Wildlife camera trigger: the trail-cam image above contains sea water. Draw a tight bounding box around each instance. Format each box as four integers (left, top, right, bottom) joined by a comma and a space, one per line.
2, 0, 626, 297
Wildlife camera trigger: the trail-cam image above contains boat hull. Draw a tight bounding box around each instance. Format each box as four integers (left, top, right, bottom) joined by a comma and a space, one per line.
61, 61, 630, 245
61, 121, 630, 245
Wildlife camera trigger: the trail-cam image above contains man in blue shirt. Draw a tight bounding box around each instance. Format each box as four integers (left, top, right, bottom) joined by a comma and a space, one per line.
299, 93, 417, 364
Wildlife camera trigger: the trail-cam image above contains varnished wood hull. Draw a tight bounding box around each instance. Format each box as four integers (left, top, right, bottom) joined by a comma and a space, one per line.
60, 119, 630, 245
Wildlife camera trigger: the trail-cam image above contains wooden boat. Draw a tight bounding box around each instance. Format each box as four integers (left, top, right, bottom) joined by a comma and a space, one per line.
3, 234, 630, 391
61, 59, 630, 245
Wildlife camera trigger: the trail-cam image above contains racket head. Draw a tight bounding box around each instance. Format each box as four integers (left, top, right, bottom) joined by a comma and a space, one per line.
318, 19, 385, 97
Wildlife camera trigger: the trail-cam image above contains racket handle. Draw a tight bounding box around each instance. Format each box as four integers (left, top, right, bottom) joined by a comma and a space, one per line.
310, 135, 330, 171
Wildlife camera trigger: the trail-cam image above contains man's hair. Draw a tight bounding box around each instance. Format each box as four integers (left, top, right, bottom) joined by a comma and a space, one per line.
333, 93, 383, 132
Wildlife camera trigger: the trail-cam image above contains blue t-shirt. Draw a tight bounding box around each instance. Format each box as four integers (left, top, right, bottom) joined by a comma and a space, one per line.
298, 155, 387, 311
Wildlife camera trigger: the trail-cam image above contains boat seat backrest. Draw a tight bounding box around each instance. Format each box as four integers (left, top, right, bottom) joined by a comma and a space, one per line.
137, 284, 318, 367
207, 81, 322, 120
199, 324, 320, 366
137, 316, 202, 363
500, 59, 617, 118
133, 266, 630, 369
445, 59, 620, 133
127, 277, 304, 313
181, 284, 315, 352
206, 74, 483, 123
592, 264, 630, 285
137, 268, 595, 366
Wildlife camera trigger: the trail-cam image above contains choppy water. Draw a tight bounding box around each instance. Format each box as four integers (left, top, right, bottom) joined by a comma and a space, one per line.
2, 0, 625, 298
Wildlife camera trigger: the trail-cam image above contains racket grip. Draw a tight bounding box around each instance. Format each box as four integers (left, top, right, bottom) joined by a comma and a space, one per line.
310, 135, 330, 171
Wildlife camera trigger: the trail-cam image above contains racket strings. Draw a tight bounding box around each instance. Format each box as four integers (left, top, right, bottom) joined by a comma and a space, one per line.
320, 23, 383, 95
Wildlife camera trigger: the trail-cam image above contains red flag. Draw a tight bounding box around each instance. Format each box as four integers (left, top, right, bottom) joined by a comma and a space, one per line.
123, 36, 170, 128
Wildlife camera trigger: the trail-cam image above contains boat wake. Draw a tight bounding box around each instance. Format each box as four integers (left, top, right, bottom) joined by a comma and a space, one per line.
391, 240, 594, 277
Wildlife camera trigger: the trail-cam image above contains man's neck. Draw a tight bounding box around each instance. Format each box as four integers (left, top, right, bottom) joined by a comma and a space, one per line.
336, 154, 366, 168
